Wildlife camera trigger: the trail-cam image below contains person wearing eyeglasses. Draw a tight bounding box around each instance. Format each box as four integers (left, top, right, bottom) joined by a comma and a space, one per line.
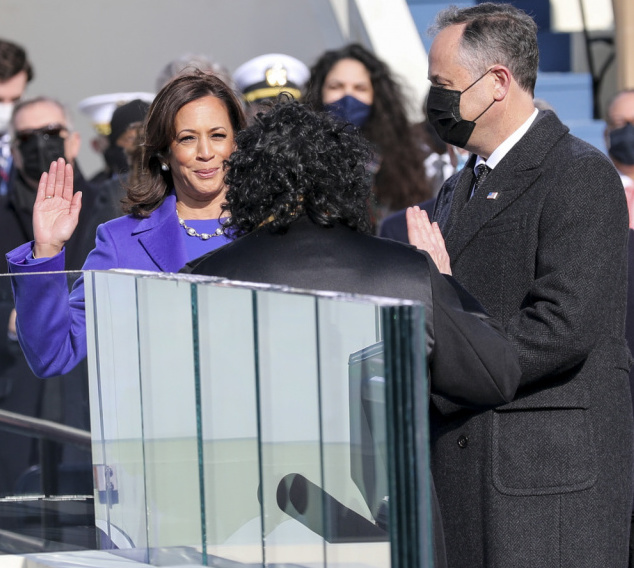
0, 96, 93, 272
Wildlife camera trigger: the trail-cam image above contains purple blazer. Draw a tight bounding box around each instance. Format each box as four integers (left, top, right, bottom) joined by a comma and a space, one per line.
7, 194, 229, 377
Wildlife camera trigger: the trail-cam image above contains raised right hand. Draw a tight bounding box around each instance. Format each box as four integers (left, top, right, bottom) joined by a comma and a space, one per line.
406, 205, 452, 275
32, 158, 82, 259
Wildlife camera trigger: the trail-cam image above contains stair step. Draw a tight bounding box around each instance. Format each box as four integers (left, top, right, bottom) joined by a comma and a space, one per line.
535, 73, 593, 121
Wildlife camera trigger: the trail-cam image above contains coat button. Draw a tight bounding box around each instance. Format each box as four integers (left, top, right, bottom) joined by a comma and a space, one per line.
457, 435, 469, 448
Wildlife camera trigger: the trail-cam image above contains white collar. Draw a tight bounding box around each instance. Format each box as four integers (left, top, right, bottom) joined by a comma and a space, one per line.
475, 108, 539, 171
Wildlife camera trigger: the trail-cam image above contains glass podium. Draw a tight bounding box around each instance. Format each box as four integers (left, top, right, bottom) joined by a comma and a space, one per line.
0, 270, 432, 568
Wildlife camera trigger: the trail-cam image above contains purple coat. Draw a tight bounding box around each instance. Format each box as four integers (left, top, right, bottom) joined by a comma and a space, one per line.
7, 194, 228, 377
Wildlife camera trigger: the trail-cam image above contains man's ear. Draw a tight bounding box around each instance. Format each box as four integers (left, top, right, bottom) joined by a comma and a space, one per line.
490, 66, 512, 101
64, 130, 81, 163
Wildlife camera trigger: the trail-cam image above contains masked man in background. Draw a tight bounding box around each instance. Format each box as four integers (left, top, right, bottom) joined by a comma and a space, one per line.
0, 96, 96, 271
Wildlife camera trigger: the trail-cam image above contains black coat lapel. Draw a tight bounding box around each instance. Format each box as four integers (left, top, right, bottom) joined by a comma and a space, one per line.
435, 156, 476, 233
445, 168, 540, 259
440, 111, 570, 260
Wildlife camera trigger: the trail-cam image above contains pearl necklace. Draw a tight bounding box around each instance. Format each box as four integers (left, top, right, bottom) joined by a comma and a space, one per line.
177, 215, 224, 240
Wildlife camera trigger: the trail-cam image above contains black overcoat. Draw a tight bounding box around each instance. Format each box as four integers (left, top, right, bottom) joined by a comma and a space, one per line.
431, 109, 634, 568
184, 216, 523, 566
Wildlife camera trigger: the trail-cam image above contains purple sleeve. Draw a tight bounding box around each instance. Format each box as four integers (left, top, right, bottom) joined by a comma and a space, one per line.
7, 225, 119, 377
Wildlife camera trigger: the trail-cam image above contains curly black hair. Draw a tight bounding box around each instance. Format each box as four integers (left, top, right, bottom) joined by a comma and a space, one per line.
222, 98, 373, 237
303, 44, 431, 214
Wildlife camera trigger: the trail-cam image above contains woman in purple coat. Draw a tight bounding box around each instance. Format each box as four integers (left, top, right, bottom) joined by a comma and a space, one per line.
7, 71, 246, 377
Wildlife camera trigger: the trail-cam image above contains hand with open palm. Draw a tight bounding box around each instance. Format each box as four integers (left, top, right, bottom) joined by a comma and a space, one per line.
406, 205, 452, 275
32, 158, 83, 259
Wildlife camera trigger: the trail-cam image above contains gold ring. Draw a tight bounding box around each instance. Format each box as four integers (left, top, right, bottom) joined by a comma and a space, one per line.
45, 196, 54, 199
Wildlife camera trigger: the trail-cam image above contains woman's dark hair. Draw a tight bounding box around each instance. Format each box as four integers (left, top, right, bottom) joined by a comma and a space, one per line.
222, 98, 373, 237
303, 44, 431, 216
123, 70, 246, 217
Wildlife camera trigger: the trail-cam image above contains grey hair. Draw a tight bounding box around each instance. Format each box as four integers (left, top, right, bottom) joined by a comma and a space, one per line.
605, 89, 634, 125
533, 97, 555, 112
430, 3, 539, 95
10, 96, 74, 133
155, 53, 236, 93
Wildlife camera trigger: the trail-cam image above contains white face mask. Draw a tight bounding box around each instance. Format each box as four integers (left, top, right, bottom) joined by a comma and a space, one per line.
0, 102, 13, 133
454, 148, 470, 171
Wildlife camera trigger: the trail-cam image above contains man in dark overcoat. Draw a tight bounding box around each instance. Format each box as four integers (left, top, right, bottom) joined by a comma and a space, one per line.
409, 3, 634, 567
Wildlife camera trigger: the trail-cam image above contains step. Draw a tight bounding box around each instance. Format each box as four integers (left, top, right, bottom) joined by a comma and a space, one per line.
534, 72, 593, 121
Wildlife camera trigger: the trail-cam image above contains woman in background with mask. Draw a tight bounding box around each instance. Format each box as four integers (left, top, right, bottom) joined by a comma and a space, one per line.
303, 44, 431, 231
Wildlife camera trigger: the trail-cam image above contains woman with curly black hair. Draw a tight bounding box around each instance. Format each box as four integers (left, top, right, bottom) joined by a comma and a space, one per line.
302, 44, 432, 230
219, 96, 373, 238
184, 100, 521, 568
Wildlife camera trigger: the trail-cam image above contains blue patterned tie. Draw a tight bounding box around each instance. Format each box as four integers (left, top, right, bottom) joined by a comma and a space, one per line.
473, 164, 491, 195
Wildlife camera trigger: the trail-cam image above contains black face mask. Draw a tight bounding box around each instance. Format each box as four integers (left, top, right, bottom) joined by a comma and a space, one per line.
104, 144, 130, 176
426, 69, 495, 148
608, 123, 634, 166
17, 131, 66, 183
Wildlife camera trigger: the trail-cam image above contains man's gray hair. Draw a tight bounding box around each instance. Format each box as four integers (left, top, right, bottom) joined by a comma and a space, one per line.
10, 96, 73, 133
430, 3, 539, 95
155, 53, 236, 93
605, 89, 634, 126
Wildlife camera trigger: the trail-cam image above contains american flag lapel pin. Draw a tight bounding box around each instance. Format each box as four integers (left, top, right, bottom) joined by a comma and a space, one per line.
486, 192, 499, 200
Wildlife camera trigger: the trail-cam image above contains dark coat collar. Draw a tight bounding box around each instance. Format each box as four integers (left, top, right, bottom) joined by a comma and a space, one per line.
439, 111, 569, 259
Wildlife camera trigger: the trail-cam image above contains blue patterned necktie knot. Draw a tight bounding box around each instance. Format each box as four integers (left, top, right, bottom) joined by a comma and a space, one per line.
473, 164, 491, 195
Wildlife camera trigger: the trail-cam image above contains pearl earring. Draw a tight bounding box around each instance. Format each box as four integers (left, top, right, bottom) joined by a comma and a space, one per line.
161, 163, 169, 171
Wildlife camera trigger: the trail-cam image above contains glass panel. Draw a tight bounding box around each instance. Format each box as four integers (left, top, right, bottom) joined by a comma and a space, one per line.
0, 270, 430, 567
87, 272, 206, 565
0, 271, 95, 554
134, 275, 204, 564
316, 300, 390, 568
85, 271, 147, 557
195, 285, 262, 565
253, 290, 325, 566
381, 305, 432, 568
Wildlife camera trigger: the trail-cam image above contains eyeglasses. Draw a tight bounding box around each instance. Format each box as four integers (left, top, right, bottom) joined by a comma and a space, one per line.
13, 124, 69, 144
